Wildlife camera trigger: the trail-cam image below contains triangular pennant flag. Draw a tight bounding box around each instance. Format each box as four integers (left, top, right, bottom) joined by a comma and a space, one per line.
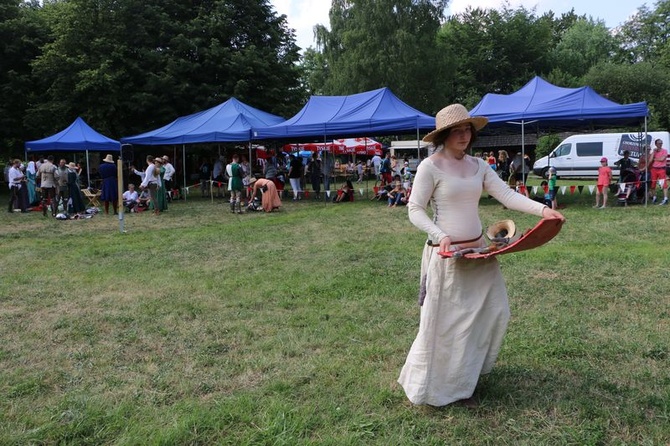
578, 185, 584, 194
543, 185, 549, 194
619, 183, 626, 194
659, 179, 666, 188
570, 185, 576, 194
532, 186, 539, 195
326, 190, 331, 198
560, 186, 567, 195
588, 185, 596, 194
519, 185, 527, 195
359, 189, 364, 196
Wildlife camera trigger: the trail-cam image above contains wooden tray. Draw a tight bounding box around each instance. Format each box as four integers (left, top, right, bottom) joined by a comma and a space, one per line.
439, 218, 564, 259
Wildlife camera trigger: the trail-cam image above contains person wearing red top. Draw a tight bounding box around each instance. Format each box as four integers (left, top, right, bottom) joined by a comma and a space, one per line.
594, 157, 612, 209
650, 139, 668, 205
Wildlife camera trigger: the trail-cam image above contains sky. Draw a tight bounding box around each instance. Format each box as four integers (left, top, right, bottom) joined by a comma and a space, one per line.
269, 0, 651, 52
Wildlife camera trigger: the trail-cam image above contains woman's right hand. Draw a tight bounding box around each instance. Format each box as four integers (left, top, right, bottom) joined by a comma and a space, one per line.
438, 235, 452, 253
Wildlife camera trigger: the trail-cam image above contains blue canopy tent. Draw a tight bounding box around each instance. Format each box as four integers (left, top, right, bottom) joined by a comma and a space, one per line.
469, 76, 650, 202
121, 98, 286, 192
25, 116, 121, 186
469, 76, 649, 130
252, 87, 435, 160
121, 97, 285, 145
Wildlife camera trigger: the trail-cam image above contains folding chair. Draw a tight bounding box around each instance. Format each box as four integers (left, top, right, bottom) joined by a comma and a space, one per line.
82, 188, 101, 207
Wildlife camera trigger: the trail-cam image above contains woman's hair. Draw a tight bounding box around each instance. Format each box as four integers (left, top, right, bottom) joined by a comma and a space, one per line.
430, 124, 479, 153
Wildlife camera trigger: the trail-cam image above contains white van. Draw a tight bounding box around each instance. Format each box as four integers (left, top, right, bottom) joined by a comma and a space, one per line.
533, 131, 670, 178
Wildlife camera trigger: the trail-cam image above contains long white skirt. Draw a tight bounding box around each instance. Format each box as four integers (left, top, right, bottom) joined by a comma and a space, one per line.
398, 245, 510, 406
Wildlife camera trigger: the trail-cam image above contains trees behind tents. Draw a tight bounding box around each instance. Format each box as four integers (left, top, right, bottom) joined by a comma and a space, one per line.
4, 0, 670, 158
1, 0, 303, 155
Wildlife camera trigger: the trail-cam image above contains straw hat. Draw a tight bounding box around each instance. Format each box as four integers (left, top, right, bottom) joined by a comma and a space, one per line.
248, 176, 258, 185
486, 219, 516, 240
102, 154, 114, 163
423, 104, 488, 143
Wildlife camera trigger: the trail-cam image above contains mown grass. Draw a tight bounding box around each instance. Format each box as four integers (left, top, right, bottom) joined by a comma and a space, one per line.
0, 187, 669, 445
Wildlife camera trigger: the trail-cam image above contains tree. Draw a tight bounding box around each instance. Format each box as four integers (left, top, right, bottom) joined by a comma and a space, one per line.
615, 1, 670, 66
583, 61, 670, 130
0, 0, 48, 153
25, 0, 304, 140
313, 0, 447, 114
547, 18, 616, 86
436, 6, 555, 107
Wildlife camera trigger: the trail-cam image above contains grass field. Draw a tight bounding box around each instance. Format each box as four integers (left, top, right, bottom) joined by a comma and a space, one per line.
1, 186, 669, 445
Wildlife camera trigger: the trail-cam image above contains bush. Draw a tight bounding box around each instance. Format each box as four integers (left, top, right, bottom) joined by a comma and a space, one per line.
535, 134, 561, 159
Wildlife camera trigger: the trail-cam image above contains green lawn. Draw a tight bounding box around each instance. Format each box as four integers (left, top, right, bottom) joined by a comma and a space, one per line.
1, 189, 669, 445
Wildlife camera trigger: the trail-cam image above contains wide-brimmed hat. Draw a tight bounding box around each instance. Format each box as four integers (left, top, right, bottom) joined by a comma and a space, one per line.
66, 162, 78, 169
102, 154, 114, 163
423, 104, 488, 144
248, 176, 258, 185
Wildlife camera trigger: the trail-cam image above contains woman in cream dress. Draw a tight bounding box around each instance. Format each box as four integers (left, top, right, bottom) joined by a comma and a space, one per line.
398, 104, 564, 407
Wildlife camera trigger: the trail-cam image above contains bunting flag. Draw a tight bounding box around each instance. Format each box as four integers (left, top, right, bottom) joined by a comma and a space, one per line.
578, 185, 584, 194
543, 184, 549, 194
326, 190, 331, 198
588, 185, 596, 194
519, 185, 527, 195
304, 190, 309, 198
560, 186, 567, 195
532, 186, 539, 195
659, 179, 666, 188
619, 184, 626, 194
359, 189, 364, 196
570, 185, 576, 194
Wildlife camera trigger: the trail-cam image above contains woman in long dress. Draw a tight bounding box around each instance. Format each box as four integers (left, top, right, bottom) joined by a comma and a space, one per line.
66, 162, 85, 214
156, 158, 168, 212
26, 159, 38, 205
398, 104, 564, 407
247, 178, 282, 212
99, 154, 118, 214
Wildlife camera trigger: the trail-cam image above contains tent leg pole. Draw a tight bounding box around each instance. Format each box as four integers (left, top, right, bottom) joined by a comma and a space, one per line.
183, 144, 187, 201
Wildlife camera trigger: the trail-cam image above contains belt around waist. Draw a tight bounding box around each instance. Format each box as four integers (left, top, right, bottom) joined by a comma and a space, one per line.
427, 231, 483, 247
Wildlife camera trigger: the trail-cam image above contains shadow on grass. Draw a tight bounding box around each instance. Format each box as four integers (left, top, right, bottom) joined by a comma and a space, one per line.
475, 363, 667, 422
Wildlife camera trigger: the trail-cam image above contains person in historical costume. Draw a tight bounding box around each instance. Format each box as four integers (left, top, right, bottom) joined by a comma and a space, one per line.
98, 154, 118, 214
306, 152, 322, 199
7, 159, 28, 213
37, 155, 58, 217
155, 157, 168, 212
398, 104, 564, 408
226, 154, 244, 213
247, 177, 282, 212
65, 162, 85, 215
139, 155, 161, 215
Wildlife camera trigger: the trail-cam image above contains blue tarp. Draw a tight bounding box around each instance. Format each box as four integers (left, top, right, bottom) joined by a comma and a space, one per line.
121, 98, 285, 145
469, 77, 649, 130
25, 117, 120, 152
252, 87, 435, 140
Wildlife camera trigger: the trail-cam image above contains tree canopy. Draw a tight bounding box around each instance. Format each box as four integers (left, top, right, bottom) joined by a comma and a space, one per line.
2, 0, 670, 158
2, 0, 303, 153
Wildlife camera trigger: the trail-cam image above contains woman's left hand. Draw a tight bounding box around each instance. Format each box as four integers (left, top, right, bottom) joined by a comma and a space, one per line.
542, 207, 565, 222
